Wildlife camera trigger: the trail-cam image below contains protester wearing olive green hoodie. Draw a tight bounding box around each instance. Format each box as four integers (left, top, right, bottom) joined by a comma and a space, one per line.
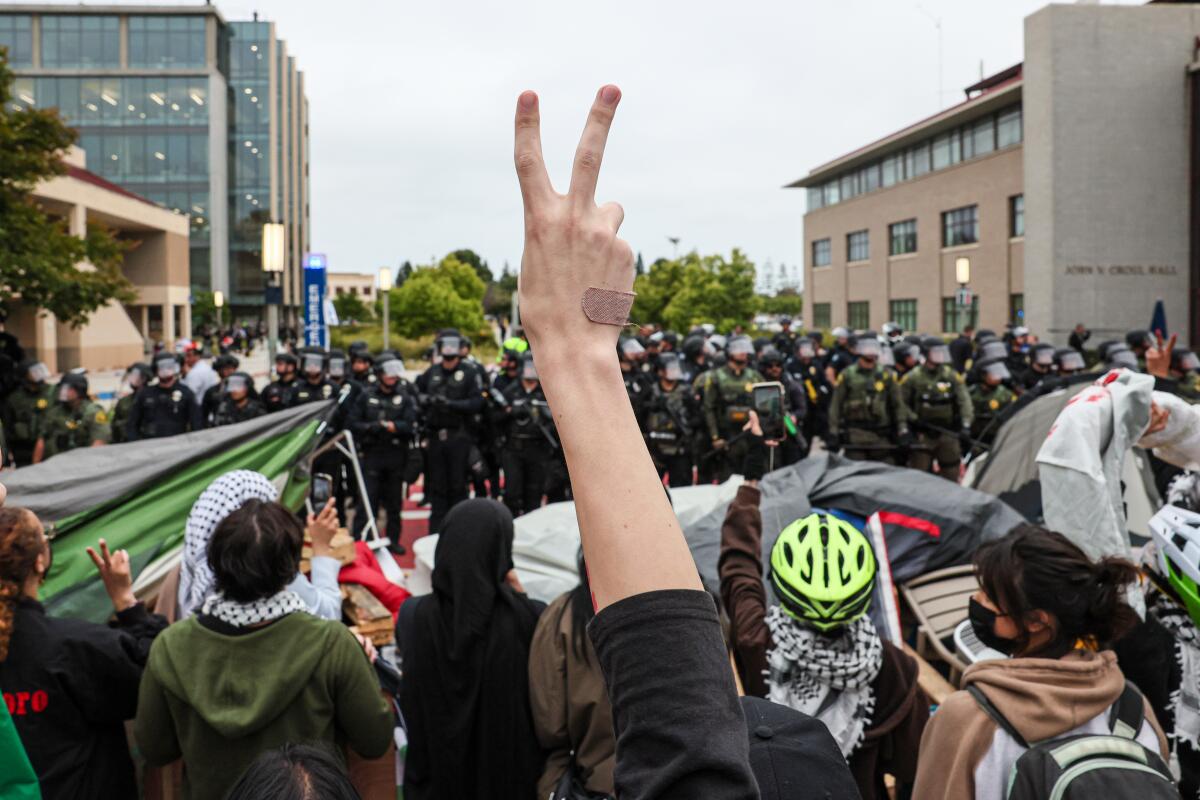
913, 526, 1169, 800
134, 500, 393, 799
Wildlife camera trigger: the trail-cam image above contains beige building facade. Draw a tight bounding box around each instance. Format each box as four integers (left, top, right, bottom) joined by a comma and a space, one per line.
327, 271, 376, 303
9, 146, 191, 373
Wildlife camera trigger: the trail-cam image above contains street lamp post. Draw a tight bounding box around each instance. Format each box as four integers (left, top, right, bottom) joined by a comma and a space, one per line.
213, 290, 224, 338
955, 256, 971, 332
378, 267, 393, 350
261, 222, 286, 371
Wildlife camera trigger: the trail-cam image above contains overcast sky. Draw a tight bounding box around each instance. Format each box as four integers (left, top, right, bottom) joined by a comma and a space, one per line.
39, 0, 1145, 279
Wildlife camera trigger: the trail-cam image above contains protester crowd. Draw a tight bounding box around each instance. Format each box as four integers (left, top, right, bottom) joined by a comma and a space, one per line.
0, 85, 1199, 800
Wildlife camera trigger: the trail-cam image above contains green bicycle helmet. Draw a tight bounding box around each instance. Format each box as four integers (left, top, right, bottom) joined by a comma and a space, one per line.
1149, 505, 1200, 629
768, 512, 877, 632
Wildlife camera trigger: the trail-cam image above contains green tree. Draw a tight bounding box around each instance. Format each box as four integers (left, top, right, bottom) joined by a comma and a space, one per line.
635, 251, 645, 276
450, 248, 493, 284
193, 290, 218, 328
333, 291, 372, 323
633, 249, 758, 332
389, 255, 486, 338
397, 260, 415, 286
0, 50, 133, 326
758, 288, 803, 317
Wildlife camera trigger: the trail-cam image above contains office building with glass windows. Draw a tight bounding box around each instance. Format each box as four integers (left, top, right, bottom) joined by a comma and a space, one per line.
0, 5, 309, 324
790, 1, 1200, 344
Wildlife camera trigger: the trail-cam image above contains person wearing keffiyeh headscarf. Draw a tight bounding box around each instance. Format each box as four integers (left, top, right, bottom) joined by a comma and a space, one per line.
177, 470, 341, 620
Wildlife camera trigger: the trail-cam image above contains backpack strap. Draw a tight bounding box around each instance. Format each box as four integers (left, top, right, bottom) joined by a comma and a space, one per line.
1108, 680, 1145, 740
967, 685, 1030, 748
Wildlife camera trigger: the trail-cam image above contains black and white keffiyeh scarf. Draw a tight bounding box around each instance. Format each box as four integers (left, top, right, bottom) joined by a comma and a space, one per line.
200, 589, 306, 628
765, 606, 883, 757
1146, 586, 1200, 752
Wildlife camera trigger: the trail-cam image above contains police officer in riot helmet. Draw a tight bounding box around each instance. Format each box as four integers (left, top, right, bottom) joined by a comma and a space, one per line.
1017, 343, 1057, 392
1126, 329, 1154, 364
33, 373, 111, 463
640, 352, 695, 487
826, 326, 855, 381
881, 321, 904, 345
111, 362, 152, 443
827, 333, 910, 464
619, 338, 651, 407
499, 353, 560, 515
202, 354, 241, 426
700, 335, 764, 482
1054, 348, 1086, 377
1170, 348, 1200, 402
349, 347, 377, 387
2, 360, 55, 466
892, 342, 920, 379
757, 347, 808, 464
969, 356, 1017, 450
421, 333, 484, 533
1106, 344, 1139, 372
348, 351, 417, 544
126, 352, 202, 440
494, 349, 523, 395
211, 372, 267, 426
293, 348, 336, 405
679, 334, 708, 384
899, 337, 972, 481
785, 337, 831, 447
326, 349, 350, 387
263, 352, 301, 412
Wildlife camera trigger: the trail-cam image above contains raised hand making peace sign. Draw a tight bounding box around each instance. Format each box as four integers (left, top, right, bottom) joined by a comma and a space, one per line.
513, 86, 634, 360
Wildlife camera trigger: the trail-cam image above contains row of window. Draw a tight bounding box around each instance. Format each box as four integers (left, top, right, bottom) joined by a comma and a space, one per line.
9, 76, 209, 126
0, 14, 207, 69
76, 131, 209, 185
806, 104, 1023, 211
811, 196, 1024, 266
809, 294, 1026, 333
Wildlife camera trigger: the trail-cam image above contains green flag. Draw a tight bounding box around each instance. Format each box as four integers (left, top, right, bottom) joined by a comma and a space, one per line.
3, 401, 334, 622
0, 699, 40, 799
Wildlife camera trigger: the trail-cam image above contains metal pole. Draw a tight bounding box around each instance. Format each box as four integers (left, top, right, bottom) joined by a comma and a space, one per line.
382, 286, 390, 350
267, 276, 279, 373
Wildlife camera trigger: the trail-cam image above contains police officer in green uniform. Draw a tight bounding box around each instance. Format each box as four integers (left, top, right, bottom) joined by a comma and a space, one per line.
499, 354, 559, 516
1170, 349, 1200, 403
212, 372, 267, 426
112, 362, 152, 443
641, 353, 695, 487
969, 357, 1018, 451
2, 360, 56, 466
900, 338, 973, 481
828, 334, 910, 465
702, 336, 765, 482
33, 373, 111, 463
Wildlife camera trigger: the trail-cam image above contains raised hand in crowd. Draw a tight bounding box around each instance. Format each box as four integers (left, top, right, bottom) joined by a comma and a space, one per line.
85, 538, 137, 613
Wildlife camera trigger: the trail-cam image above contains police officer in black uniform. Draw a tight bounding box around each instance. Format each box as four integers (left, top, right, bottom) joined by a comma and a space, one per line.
262, 352, 301, 412
349, 351, 417, 544
349, 347, 377, 388
493, 349, 522, 396
293, 348, 337, 405
211, 372, 267, 426
421, 333, 484, 533
126, 352, 202, 440
201, 354, 240, 427
785, 337, 831, 448
499, 354, 559, 516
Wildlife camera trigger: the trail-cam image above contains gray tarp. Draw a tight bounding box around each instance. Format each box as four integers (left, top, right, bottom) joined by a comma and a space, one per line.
3, 400, 334, 522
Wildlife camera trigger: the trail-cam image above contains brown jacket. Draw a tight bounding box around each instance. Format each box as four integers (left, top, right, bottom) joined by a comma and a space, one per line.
913, 650, 1170, 799
718, 483, 929, 799
528, 592, 615, 798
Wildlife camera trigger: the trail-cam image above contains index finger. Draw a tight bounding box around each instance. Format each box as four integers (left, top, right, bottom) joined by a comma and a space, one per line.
99, 539, 112, 568
85, 546, 103, 571
514, 90, 553, 211
568, 85, 621, 204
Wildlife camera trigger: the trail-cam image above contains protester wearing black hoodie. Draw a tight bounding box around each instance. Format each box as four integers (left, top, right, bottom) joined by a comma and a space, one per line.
0, 507, 167, 799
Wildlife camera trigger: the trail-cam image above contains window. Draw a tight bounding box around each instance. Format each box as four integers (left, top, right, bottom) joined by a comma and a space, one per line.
0, 15, 33, 67
942, 296, 979, 334
860, 163, 880, 193
1010, 194, 1024, 238
823, 180, 840, 206
881, 154, 901, 187
889, 219, 917, 256
931, 131, 960, 170
1010, 294, 1025, 325
813, 303, 832, 330
129, 16, 207, 69
971, 116, 995, 157
847, 230, 869, 262
906, 142, 930, 178
997, 106, 1022, 148
840, 173, 857, 202
942, 205, 979, 247
807, 187, 824, 211
890, 299, 917, 332
847, 301, 870, 331
812, 238, 831, 267
41, 15, 120, 68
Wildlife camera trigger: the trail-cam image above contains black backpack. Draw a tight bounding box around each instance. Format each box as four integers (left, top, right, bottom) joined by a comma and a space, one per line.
967, 681, 1180, 799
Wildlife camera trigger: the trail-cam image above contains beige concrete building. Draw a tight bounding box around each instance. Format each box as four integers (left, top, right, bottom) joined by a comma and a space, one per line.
790, 68, 1024, 335
791, 1, 1200, 344
328, 271, 377, 303
9, 145, 190, 372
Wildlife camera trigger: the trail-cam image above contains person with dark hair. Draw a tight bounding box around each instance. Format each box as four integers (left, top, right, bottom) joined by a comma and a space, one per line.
0, 507, 167, 799
528, 549, 615, 798
396, 498, 544, 799
227, 743, 362, 800
135, 499, 393, 799
913, 524, 1171, 798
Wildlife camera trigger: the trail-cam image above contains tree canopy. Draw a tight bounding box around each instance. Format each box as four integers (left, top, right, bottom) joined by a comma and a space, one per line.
0, 49, 133, 327
389, 253, 486, 338
632, 249, 758, 332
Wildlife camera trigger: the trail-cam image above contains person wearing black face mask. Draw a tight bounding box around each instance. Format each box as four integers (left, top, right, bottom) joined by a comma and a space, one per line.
913, 525, 1170, 798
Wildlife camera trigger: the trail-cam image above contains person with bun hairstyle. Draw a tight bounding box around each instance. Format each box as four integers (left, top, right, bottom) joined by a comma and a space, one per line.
0, 506, 167, 799
913, 524, 1171, 799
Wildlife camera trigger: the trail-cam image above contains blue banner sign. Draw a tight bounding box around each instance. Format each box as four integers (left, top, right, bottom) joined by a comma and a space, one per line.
303, 253, 328, 348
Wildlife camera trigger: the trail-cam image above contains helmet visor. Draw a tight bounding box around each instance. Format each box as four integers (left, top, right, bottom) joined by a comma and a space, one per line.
980, 342, 1008, 361
1033, 348, 1055, 366
660, 358, 683, 381
302, 353, 325, 374
225, 375, 249, 393
854, 338, 880, 358
57, 384, 73, 403
1109, 349, 1138, 369
797, 341, 815, 359
328, 357, 346, 377
1057, 352, 1085, 371
28, 362, 50, 383
621, 339, 646, 357
379, 358, 405, 377
926, 345, 950, 365
439, 336, 462, 357
521, 359, 539, 381
877, 346, 895, 367
1179, 352, 1200, 372
727, 338, 755, 358
156, 359, 180, 378
984, 362, 1011, 382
